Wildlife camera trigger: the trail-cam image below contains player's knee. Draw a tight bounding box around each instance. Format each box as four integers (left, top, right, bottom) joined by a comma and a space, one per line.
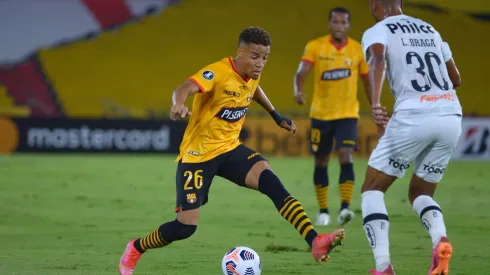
173, 219, 197, 241
245, 160, 271, 189
408, 173, 437, 205
315, 156, 329, 167
361, 166, 396, 193
258, 169, 290, 203
338, 148, 354, 165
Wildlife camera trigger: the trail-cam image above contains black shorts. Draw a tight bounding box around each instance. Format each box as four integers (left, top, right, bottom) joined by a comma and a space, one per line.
310, 118, 358, 156
175, 144, 267, 212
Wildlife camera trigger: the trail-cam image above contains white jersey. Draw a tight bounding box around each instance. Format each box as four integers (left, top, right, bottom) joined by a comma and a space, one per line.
361, 15, 462, 117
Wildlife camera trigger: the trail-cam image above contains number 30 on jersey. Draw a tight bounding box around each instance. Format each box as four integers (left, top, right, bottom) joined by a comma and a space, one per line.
406, 51, 450, 92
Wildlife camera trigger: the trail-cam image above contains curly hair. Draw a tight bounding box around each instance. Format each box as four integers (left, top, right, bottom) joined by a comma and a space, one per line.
238, 27, 272, 47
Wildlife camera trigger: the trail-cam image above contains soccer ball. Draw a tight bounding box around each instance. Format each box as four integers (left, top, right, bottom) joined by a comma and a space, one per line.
221, 246, 261, 275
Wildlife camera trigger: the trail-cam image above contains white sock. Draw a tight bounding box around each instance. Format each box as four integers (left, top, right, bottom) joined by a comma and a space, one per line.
413, 195, 447, 249
362, 190, 391, 272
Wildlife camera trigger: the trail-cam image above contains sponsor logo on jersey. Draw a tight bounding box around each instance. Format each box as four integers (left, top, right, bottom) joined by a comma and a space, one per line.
422, 162, 446, 174
420, 92, 455, 102
215, 106, 248, 122
388, 156, 410, 171
321, 68, 351, 80
202, 70, 214, 80
247, 152, 260, 160
319, 56, 335, 61
223, 89, 240, 97
385, 20, 435, 34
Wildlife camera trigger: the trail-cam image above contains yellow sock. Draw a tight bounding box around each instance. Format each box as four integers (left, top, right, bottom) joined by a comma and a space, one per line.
314, 185, 328, 212
339, 180, 354, 209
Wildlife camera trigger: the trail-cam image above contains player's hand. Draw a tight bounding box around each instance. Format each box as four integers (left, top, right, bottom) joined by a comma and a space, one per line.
294, 92, 306, 105
371, 104, 389, 126
170, 104, 192, 120
279, 119, 297, 136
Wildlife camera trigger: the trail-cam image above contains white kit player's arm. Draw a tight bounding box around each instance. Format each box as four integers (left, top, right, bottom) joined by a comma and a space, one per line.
362, 26, 389, 128
441, 41, 461, 88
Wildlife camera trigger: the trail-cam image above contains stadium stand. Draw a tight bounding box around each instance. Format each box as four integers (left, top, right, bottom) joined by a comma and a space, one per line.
23, 0, 490, 117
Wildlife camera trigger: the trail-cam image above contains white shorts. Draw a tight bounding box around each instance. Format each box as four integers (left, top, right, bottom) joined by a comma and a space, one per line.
368, 114, 462, 183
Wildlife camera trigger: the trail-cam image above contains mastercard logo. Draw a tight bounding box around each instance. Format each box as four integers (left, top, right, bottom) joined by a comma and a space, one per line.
0, 117, 19, 154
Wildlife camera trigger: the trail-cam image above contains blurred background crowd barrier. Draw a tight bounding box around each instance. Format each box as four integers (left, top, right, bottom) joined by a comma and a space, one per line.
0, 0, 488, 159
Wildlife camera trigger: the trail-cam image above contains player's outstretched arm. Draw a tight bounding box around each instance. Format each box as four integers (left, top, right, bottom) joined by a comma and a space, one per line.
253, 85, 297, 135
170, 79, 200, 120
366, 43, 389, 130
293, 61, 313, 105
441, 42, 461, 88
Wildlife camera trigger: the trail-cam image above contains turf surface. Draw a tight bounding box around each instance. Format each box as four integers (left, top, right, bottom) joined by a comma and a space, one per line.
0, 155, 488, 274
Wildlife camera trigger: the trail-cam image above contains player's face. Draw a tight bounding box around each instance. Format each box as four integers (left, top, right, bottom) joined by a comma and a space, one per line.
239, 43, 270, 80
369, 0, 383, 22
328, 12, 350, 40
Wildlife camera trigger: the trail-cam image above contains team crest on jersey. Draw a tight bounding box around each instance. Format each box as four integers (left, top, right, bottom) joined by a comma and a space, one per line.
187, 193, 197, 204
345, 57, 352, 66
202, 70, 214, 80
215, 106, 248, 122
321, 69, 351, 80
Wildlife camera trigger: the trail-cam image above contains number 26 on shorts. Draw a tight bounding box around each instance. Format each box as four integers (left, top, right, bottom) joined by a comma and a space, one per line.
183, 170, 204, 190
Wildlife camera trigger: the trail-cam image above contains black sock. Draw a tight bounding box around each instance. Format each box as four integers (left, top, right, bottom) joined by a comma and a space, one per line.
314, 166, 329, 213
339, 163, 354, 210
133, 219, 197, 253
258, 169, 318, 247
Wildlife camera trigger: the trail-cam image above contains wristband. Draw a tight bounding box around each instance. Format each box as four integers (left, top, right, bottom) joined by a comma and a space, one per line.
269, 110, 292, 126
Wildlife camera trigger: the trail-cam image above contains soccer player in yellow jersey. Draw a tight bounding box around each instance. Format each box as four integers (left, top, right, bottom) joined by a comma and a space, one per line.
294, 7, 371, 227
118, 27, 346, 275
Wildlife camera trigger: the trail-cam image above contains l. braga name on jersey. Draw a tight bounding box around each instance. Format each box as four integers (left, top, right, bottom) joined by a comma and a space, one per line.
387, 21, 438, 50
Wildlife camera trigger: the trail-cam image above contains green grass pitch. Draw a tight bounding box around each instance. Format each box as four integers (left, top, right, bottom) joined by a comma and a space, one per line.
0, 155, 488, 274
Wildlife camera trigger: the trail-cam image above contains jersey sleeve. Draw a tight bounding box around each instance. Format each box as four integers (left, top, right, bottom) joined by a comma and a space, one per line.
358, 44, 369, 76
361, 25, 388, 62
300, 41, 316, 64
188, 65, 217, 93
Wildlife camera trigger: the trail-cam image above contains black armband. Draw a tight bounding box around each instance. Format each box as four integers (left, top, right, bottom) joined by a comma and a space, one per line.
269, 110, 292, 126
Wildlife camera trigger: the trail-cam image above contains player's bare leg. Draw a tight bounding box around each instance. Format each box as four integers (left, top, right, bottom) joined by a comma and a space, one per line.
409, 174, 452, 275
314, 156, 330, 226
337, 147, 355, 225
361, 166, 397, 274
245, 160, 345, 262
118, 209, 200, 275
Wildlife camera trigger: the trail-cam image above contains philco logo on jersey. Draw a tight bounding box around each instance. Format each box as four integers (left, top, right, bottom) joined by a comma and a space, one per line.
186, 193, 197, 204
321, 69, 351, 81
215, 106, 248, 122
202, 70, 214, 80
223, 90, 240, 97
385, 20, 435, 34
